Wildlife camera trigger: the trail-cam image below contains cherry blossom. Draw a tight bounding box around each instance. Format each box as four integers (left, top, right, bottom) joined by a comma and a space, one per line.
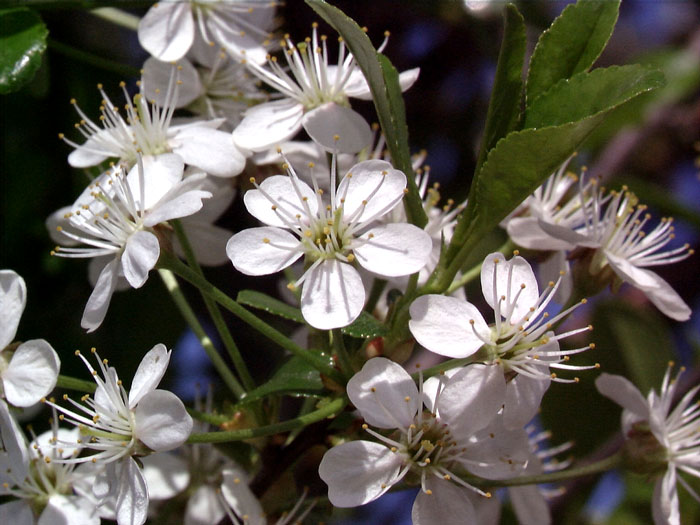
226, 156, 432, 329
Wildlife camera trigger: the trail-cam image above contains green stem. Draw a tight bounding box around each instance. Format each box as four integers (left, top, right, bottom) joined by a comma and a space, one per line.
446, 259, 482, 294
90, 7, 139, 30
187, 396, 347, 444
56, 374, 96, 393
172, 220, 256, 392
48, 39, 140, 77
465, 451, 624, 489
331, 328, 353, 378
158, 251, 344, 385
158, 268, 245, 399
186, 407, 230, 427
364, 278, 387, 314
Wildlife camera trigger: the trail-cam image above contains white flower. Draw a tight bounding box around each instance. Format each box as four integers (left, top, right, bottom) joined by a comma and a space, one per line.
142, 43, 268, 130
319, 358, 530, 523
596, 367, 700, 525
409, 252, 595, 428
537, 183, 693, 321
138, 0, 277, 64
232, 25, 419, 153
45, 345, 193, 525
49, 158, 212, 331
226, 156, 432, 329
0, 270, 60, 408
62, 77, 246, 178
0, 409, 99, 525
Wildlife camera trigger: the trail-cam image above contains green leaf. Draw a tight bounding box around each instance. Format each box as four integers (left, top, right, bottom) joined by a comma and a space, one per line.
593, 301, 675, 395
305, 0, 428, 228
526, 0, 620, 105
342, 311, 388, 339
236, 290, 304, 323
475, 4, 526, 172
0, 8, 47, 94
240, 356, 324, 403
525, 65, 665, 129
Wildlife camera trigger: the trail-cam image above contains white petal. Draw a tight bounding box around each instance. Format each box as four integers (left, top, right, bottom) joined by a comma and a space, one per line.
412, 478, 477, 525
595, 373, 649, 419
409, 295, 488, 358
129, 344, 171, 408
243, 174, 318, 228
170, 127, 246, 178
481, 252, 540, 323
338, 160, 406, 222
116, 457, 149, 525
3, 339, 60, 407
503, 374, 550, 430
121, 231, 160, 289
0, 500, 33, 525
507, 217, 576, 251
509, 485, 551, 525
354, 223, 432, 277
233, 99, 305, 152
302, 103, 372, 154
67, 131, 113, 168
38, 495, 100, 525
185, 485, 226, 525
347, 357, 419, 429
177, 221, 232, 266
32, 427, 81, 460
300, 260, 365, 330
141, 453, 190, 500
606, 252, 691, 321
138, 2, 194, 61
226, 227, 302, 276
423, 368, 462, 414
652, 468, 680, 525
538, 219, 600, 248
538, 251, 572, 305
143, 187, 211, 227
133, 390, 193, 452
81, 258, 119, 332
345, 67, 420, 100
126, 154, 184, 210
439, 364, 505, 435
318, 440, 404, 507
142, 57, 201, 108
0, 270, 26, 349
221, 468, 264, 522
0, 400, 29, 481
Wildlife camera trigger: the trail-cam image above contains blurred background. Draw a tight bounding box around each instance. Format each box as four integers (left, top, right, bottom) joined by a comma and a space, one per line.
1, 0, 699, 523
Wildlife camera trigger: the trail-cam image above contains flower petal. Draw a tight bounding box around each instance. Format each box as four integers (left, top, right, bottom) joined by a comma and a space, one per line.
141, 453, 190, 501
116, 457, 149, 525
133, 390, 193, 452
439, 364, 505, 435
221, 467, 264, 522
233, 99, 305, 152
129, 344, 171, 408
319, 440, 405, 507
170, 127, 246, 178
606, 252, 691, 321
3, 339, 60, 407
300, 260, 365, 330
503, 374, 550, 430
138, 2, 194, 61
126, 154, 185, 210
0, 399, 29, 482
185, 485, 226, 525
509, 485, 552, 525
243, 174, 318, 228
481, 252, 540, 323
507, 217, 576, 251
38, 495, 100, 525
652, 467, 680, 525
142, 57, 201, 108
0, 270, 26, 349
0, 500, 33, 525
302, 103, 372, 154
409, 295, 488, 358
338, 160, 406, 222
122, 231, 160, 289
347, 357, 419, 429
595, 373, 649, 419
81, 258, 119, 332
226, 227, 302, 276
354, 223, 432, 277
412, 478, 477, 525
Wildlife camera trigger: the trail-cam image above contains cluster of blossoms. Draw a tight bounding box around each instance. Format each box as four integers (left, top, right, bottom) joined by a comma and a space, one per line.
1, 1, 697, 525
